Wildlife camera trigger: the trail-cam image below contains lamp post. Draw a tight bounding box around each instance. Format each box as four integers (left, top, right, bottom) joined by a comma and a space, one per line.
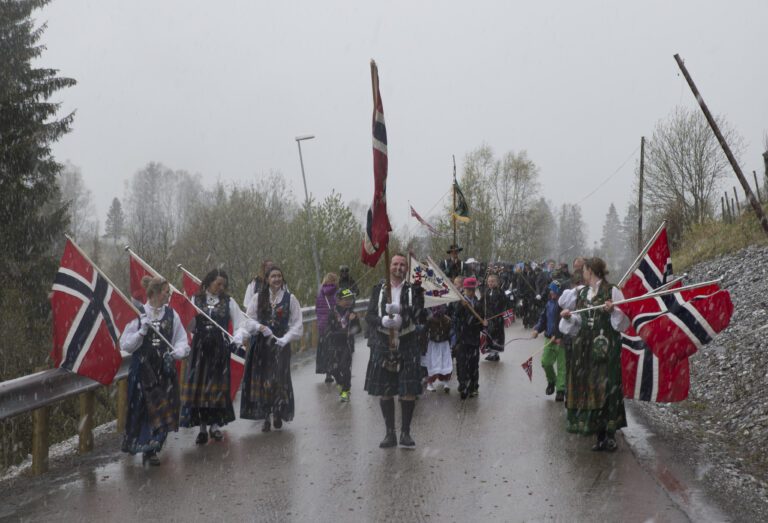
295, 134, 322, 289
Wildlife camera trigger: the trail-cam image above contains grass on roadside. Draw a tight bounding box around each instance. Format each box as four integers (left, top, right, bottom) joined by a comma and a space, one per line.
673, 206, 768, 271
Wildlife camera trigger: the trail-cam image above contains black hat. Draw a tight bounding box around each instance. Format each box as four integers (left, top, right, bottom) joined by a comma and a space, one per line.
446, 244, 463, 254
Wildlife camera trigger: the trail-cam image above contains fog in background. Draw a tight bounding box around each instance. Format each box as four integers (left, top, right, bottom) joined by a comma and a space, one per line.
37, 0, 768, 246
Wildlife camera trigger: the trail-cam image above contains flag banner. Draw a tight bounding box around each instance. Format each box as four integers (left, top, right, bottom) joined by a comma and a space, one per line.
521, 356, 533, 382
409, 205, 439, 235
618, 285, 733, 362
409, 254, 462, 307
619, 222, 690, 402
479, 331, 488, 354
453, 180, 470, 223
361, 60, 392, 267
621, 326, 690, 402
52, 239, 137, 385
178, 265, 246, 401
502, 308, 515, 328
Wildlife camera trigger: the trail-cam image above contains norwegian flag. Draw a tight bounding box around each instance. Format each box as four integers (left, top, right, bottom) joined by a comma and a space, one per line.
409, 205, 439, 235
479, 331, 488, 354
618, 223, 733, 402
619, 224, 683, 401
178, 266, 246, 400
620, 283, 733, 361
128, 253, 196, 328
502, 308, 515, 328
361, 60, 392, 267
521, 356, 533, 382
51, 239, 137, 385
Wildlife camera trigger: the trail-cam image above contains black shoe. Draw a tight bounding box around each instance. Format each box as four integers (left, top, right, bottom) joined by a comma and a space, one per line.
555, 391, 565, 402
460, 391, 468, 400
379, 430, 397, 448
195, 431, 208, 445
273, 415, 283, 429
142, 451, 160, 466
545, 383, 555, 395
262, 418, 271, 432
605, 438, 618, 452
399, 432, 415, 448
324, 373, 334, 384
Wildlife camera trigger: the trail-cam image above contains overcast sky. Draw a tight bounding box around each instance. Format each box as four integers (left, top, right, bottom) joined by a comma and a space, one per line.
37, 0, 768, 248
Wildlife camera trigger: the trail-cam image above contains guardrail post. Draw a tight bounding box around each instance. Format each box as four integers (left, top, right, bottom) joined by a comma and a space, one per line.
309, 319, 318, 352
78, 391, 95, 454
31, 406, 49, 475
116, 378, 128, 433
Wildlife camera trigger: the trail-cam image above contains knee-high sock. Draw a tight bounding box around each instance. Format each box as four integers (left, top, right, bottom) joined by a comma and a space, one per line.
379, 398, 395, 431
400, 400, 415, 434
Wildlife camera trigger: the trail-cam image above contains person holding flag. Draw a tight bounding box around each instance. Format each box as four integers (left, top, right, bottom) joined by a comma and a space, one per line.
454, 277, 487, 399
364, 254, 426, 448
120, 276, 190, 465
482, 272, 510, 362
234, 266, 303, 432
559, 257, 629, 452
531, 281, 565, 401
179, 269, 242, 444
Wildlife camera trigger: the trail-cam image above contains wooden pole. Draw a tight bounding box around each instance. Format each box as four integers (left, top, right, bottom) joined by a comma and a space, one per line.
721, 197, 726, 223
733, 187, 741, 215
116, 379, 128, 433
725, 191, 732, 222
637, 136, 645, 252
754, 171, 762, 203
31, 406, 48, 475
452, 155, 458, 247
673, 54, 768, 236
78, 391, 95, 454
731, 197, 737, 218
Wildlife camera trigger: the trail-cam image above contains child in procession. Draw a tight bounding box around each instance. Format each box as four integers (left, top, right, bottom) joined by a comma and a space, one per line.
531, 281, 565, 401
325, 288, 361, 402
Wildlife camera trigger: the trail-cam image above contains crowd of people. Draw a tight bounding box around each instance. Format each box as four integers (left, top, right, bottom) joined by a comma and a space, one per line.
118, 245, 630, 465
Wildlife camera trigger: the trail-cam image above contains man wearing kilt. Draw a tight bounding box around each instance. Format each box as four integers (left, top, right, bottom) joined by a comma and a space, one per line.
364, 254, 425, 448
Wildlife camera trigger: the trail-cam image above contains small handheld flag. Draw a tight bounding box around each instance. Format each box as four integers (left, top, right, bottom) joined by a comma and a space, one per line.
521, 357, 533, 382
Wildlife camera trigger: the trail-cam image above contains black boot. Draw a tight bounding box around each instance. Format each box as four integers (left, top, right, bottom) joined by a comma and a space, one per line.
591, 429, 607, 451
378, 398, 396, 448
399, 400, 416, 448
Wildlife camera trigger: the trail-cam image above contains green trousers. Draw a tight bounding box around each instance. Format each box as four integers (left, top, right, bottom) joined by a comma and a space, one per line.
541, 338, 565, 392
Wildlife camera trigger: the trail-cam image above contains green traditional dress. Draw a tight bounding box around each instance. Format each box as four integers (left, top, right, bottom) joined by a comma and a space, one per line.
565, 281, 627, 435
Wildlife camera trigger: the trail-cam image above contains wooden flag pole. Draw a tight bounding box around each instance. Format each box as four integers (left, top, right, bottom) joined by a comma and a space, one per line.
427, 256, 485, 323
452, 155, 458, 247
125, 247, 234, 342
63, 235, 176, 352
674, 53, 768, 236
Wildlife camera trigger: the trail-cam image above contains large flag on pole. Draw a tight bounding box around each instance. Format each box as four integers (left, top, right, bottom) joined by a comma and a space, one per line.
361, 60, 392, 267
51, 238, 137, 385
177, 265, 246, 400
409, 254, 462, 307
453, 180, 470, 223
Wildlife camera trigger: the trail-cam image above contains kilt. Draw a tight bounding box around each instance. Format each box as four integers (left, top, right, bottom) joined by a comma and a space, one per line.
364, 331, 423, 397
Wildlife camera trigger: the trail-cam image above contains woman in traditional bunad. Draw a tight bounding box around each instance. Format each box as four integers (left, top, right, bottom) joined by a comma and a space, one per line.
559, 257, 629, 452
234, 266, 303, 432
482, 272, 511, 362
180, 269, 242, 444
120, 276, 190, 466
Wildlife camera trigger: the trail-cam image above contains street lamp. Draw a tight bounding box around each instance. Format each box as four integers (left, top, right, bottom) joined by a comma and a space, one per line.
295, 134, 322, 289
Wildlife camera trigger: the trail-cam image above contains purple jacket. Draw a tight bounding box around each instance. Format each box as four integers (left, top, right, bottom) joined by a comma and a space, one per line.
315, 283, 337, 335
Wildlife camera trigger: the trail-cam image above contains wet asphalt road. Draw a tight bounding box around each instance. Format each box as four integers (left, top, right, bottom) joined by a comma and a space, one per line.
2, 323, 726, 522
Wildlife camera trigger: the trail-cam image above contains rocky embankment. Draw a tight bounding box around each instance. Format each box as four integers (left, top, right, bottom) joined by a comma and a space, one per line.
632, 243, 768, 520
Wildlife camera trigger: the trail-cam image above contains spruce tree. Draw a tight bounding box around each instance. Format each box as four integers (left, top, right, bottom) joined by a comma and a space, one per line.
0, 1, 75, 317
105, 197, 125, 242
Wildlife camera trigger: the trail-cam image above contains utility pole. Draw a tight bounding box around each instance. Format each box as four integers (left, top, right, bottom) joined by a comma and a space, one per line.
673, 54, 768, 236
295, 134, 322, 289
637, 136, 645, 252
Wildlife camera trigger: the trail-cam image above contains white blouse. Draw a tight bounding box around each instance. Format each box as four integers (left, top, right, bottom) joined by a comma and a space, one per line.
236, 288, 303, 343
559, 281, 630, 336
120, 303, 190, 359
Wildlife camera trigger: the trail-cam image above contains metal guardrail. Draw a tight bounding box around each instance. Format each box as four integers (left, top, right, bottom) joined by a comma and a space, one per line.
0, 298, 369, 474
